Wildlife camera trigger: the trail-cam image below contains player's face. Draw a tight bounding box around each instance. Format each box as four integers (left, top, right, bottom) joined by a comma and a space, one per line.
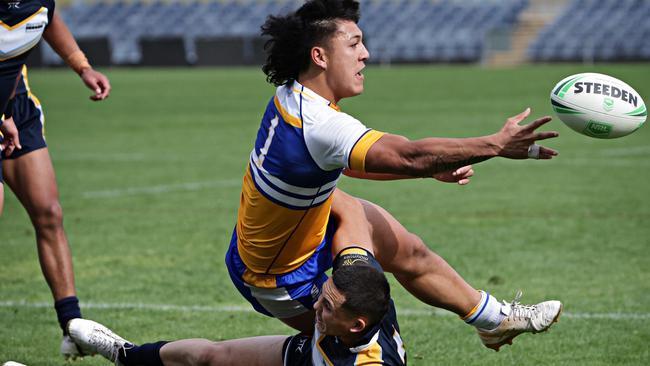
314, 278, 357, 336
324, 20, 369, 101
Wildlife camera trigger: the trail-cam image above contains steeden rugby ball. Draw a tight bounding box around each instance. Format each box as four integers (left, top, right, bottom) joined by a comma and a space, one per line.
550, 73, 646, 138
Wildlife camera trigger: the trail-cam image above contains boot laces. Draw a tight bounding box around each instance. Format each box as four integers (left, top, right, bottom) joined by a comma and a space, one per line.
505, 290, 537, 321
88, 327, 128, 365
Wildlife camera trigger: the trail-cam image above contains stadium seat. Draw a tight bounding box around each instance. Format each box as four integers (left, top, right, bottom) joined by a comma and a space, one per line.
55, 0, 530, 65
529, 0, 650, 62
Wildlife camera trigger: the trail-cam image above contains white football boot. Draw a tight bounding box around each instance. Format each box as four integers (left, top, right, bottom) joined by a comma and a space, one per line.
61, 333, 86, 361
68, 319, 132, 365
477, 291, 562, 351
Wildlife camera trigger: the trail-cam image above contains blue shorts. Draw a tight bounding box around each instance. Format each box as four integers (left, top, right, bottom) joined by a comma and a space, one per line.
1, 92, 47, 162
225, 221, 336, 318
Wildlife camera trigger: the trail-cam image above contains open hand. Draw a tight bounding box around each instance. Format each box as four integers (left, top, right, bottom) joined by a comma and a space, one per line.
495, 108, 559, 160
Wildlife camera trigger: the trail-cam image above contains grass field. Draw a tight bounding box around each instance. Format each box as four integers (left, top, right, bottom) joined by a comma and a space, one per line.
1, 64, 649, 365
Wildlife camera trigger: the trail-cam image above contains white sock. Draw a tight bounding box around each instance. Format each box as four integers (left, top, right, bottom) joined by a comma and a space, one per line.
463, 291, 507, 330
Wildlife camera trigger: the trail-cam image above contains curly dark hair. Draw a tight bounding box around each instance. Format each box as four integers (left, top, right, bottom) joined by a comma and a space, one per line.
332, 265, 391, 328
261, 0, 361, 86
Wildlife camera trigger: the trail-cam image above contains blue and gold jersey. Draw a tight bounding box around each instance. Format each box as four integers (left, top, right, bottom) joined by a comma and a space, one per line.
1, 0, 53, 113
237, 81, 384, 277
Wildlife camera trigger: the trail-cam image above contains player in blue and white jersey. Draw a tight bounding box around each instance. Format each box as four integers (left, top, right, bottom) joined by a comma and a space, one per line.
1, 0, 111, 359
226, 0, 562, 352
67, 248, 407, 366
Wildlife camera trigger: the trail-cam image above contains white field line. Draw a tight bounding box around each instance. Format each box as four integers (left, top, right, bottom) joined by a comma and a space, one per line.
1, 300, 649, 320
54, 146, 650, 161
490, 157, 650, 168
599, 145, 650, 157
77, 144, 650, 199
54, 152, 152, 162
82, 179, 241, 199
548, 158, 650, 167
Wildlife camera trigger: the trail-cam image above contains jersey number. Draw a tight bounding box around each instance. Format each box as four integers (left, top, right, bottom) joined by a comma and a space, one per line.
257, 114, 279, 167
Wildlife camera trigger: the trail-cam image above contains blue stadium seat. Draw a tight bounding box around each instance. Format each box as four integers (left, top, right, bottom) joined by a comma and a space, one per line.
57, 0, 530, 65
529, 0, 650, 62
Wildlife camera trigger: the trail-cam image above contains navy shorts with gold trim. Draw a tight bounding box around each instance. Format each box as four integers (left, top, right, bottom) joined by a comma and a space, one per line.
1, 92, 47, 162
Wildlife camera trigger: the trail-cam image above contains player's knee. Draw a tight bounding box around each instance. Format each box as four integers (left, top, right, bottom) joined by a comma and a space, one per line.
195, 341, 234, 366
408, 233, 432, 258
391, 233, 434, 272
32, 201, 64, 230
332, 191, 365, 217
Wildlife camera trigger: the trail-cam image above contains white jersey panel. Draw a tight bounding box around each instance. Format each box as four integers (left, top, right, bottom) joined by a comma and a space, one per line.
303, 109, 370, 171
0, 7, 48, 61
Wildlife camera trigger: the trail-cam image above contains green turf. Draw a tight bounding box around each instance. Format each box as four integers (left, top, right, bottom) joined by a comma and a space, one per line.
1, 64, 649, 365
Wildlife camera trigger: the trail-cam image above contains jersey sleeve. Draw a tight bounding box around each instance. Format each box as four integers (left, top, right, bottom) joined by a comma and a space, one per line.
304, 111, 385, 171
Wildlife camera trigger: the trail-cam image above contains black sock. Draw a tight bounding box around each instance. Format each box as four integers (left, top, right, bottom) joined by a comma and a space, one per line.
54, 296, 82, 335
119, 341, 168, 366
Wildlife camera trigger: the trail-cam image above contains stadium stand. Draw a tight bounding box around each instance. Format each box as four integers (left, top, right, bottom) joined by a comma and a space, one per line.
528, 0, 650, 62
38, 0, 528, 66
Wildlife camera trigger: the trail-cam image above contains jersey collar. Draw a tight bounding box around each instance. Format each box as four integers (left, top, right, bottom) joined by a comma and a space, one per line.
291, 81, 341, 112
347, 329, 380, 353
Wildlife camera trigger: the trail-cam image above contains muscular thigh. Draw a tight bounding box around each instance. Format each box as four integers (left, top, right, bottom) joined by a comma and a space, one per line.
2, 148, 59, 215
331, 189, 429, 274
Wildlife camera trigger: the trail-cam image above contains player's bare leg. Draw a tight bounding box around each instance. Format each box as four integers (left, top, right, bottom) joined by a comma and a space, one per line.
331, 189, 562, 350
2, 148, 84, 357
2, 148, 76, 301
331, 189, 479, 315
70, 317, 286, 366
161, 337, 285, 366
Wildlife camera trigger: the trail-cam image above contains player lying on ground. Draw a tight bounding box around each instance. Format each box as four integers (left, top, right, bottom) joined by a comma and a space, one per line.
225, 0, 561, 351
69, 250, 406, 366
1, 0, 110, 358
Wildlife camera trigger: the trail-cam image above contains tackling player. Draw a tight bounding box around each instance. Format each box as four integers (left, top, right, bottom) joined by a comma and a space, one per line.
1, 0, 110, 359
68, 250, 406, 366
225, 0, 562, 352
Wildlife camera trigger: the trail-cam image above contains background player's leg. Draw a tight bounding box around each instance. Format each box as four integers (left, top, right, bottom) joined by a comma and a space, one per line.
2, 148, 76, 301
160, 336, 286, 366
331, 189, 480, 316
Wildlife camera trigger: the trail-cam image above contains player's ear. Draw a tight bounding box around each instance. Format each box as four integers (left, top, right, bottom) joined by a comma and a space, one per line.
349, 317, 367, 334
311, 46, 328, 70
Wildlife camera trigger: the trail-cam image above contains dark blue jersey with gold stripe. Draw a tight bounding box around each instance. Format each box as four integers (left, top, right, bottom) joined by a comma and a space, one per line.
1, 0, 54, 114
313, 299, 406, 365
284, 299, 407, 366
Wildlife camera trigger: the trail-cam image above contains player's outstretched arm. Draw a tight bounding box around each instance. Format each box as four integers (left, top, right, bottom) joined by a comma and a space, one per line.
342, 165, 475, 185
43, 13, 111, 101
364, 108, 558, 177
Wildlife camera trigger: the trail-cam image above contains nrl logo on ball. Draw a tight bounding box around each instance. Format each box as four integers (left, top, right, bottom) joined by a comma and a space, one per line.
603, 98, 614, 112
